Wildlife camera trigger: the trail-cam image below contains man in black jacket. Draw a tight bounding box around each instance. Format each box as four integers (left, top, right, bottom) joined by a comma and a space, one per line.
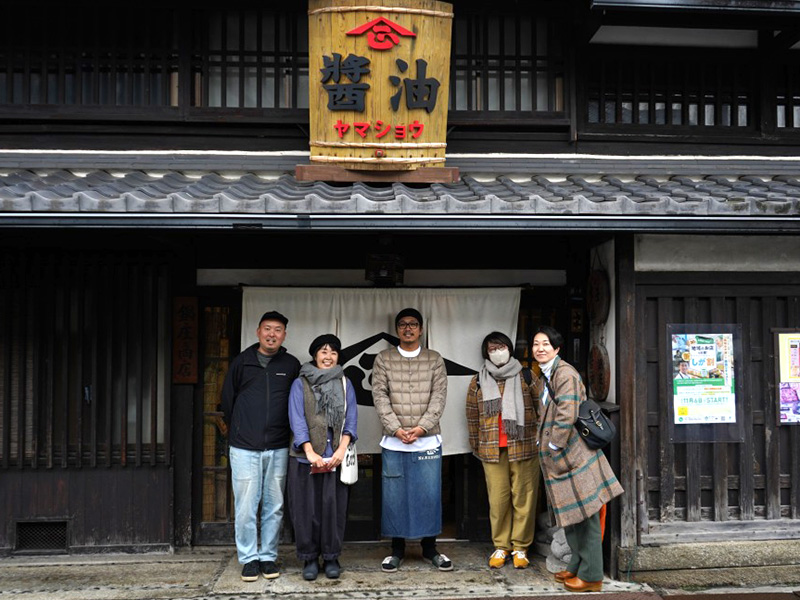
222, 310, 301, 582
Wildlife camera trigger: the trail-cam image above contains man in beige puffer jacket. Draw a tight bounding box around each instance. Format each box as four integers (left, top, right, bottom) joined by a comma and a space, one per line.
372, 307, 451, 573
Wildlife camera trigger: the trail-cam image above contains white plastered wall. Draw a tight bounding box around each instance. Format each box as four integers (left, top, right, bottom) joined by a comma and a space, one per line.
635, 234, 800, 272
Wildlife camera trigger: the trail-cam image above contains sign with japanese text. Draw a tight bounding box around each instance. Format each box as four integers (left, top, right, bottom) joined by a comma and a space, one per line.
671, 332, 736, 425
173, 297, 198, 384
308, 0, 453, 171
776, 331, 800, 424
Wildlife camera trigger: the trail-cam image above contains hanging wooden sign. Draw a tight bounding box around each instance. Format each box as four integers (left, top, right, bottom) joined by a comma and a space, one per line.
588, 342, 611, 402
172, 297, 198, 384
304, 0, 454, 179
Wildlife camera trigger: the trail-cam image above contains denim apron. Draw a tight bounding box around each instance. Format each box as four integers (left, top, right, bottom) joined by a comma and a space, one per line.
381, 445, 442, 538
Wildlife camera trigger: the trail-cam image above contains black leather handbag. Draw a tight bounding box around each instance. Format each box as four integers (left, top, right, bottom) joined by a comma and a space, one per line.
576, 399, 616, 450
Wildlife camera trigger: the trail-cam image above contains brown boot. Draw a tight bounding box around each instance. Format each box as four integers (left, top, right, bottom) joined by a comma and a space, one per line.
563, 576, 603, 592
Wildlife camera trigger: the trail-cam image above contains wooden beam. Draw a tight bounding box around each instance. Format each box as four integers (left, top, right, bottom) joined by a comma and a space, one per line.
295, 165, 460, 183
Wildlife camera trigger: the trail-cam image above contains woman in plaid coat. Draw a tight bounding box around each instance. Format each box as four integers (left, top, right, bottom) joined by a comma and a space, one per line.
532, 325, 623, 593
466, 332, 539, 570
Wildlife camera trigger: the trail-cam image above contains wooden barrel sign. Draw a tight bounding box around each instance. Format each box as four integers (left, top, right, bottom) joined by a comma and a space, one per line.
588, 342, 611, 403
308, 0, 453, 170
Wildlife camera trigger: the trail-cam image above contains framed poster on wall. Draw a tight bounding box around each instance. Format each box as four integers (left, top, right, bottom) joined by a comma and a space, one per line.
774, 329, 800, 425
666, 324, 744, 443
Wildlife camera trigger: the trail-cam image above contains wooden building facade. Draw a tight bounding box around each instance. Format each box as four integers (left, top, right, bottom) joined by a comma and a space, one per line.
1, 0, 800, 584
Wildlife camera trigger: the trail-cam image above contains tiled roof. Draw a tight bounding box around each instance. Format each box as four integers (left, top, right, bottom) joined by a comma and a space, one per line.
2, 169, 799, 217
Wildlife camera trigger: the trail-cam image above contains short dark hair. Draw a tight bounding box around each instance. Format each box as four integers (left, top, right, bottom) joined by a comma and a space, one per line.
678, 360, 689, 366
533, 325, 564, 350
258, 310, 288, 327
480, 331, 515, 360
394, 307, 423, 329
308, 334, 342, 365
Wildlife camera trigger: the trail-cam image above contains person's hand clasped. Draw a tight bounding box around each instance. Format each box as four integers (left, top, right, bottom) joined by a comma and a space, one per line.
395, 426, 424, 444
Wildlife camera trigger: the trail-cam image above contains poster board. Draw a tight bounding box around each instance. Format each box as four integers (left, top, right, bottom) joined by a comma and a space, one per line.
667, 324, 744, 443
774, 329, 800, 425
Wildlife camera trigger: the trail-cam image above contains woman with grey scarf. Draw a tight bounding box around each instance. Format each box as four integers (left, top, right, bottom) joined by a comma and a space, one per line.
288, 334, 358, 581
465, 331, 540, 570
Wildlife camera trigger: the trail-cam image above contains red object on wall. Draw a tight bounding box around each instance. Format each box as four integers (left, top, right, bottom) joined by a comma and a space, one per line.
347, 17, 417, 50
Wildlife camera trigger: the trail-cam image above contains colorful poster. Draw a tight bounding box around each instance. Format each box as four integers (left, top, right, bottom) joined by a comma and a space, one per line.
671, 332, 736, 425
779, 382, 800, 424
777, 332, 800, 382
777, 332, 800, 424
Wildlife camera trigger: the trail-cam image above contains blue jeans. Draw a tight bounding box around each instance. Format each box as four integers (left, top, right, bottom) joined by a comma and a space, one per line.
381, 446, 442, 539
229, 446, 289, 564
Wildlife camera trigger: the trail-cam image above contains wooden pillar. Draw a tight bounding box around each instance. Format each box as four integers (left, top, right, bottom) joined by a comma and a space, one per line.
615, 234, 639, 556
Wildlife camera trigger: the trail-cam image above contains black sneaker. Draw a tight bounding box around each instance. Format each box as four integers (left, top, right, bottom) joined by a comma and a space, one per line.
303, 559, 319, 581
324, 559, 341, 579
241, 560, 260, 582
260, 560, 280, 580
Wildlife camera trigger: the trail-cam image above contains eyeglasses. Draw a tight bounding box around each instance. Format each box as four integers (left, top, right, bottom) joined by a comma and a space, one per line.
397, 321, 420, 330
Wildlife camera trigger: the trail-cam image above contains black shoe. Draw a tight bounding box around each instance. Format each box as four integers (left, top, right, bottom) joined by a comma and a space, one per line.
241, 559, 260, 582
303, 559, 319, 581
260, 560, 280, 580
324, 559, 341, 579
430, 553, 454, 571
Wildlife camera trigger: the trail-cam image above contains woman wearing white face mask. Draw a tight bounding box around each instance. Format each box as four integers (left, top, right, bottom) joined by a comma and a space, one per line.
466, 331, 540, 570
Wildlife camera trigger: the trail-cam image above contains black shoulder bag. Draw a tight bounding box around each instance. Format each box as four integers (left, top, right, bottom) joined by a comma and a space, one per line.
545, 373, 616, 451
576, 399, 616, 450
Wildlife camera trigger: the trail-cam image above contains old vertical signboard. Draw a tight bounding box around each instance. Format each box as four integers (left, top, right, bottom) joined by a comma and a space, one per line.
173, 297, 198, 384
307, 0, 453, 173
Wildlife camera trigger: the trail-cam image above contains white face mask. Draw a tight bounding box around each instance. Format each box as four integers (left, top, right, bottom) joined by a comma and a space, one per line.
488, 348, 510, 366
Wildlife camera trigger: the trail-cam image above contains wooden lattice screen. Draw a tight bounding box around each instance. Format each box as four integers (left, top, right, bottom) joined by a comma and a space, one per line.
637, 278, 800, 544
0, 251, 170, 469
0, 3, 567, 125
584, 47, 753, 129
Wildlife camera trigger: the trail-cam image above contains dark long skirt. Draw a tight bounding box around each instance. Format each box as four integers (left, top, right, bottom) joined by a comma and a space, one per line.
287, 456, 350, 561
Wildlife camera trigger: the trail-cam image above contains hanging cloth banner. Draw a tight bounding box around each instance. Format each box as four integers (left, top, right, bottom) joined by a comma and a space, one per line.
241, 287, 521, 455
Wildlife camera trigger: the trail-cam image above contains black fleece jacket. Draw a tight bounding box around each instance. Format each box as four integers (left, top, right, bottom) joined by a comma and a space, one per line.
221, 343, 301, 451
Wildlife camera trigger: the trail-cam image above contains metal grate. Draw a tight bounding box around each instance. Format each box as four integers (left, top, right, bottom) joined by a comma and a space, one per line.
15, 521, 68, 553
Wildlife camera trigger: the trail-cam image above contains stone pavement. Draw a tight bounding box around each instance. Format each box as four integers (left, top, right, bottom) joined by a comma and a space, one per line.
0, 543, 798, 600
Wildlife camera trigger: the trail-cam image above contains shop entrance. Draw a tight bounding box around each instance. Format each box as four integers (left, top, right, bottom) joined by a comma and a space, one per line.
191, 283, 582, 545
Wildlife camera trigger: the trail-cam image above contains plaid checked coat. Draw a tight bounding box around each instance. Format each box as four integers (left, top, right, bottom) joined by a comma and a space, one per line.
465, 367, 539, 463
535, 357, 624, 528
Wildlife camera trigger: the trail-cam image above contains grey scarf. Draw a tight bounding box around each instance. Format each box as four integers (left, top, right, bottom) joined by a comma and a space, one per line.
299, 362, 345, 430
478, 357, 525, 440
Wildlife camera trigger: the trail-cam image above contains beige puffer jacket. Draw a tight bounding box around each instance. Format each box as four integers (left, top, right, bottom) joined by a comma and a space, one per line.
371, 347, 448, 436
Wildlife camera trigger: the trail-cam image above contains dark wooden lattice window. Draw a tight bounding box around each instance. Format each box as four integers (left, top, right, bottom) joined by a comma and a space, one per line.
0, 4, 180, 109
0, 251, 171, 469
0, 2, 566, 127
449, 7, 566, 120
585, 47, 753, 130
191, 9, 309, 110
775, 57, 800, 129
